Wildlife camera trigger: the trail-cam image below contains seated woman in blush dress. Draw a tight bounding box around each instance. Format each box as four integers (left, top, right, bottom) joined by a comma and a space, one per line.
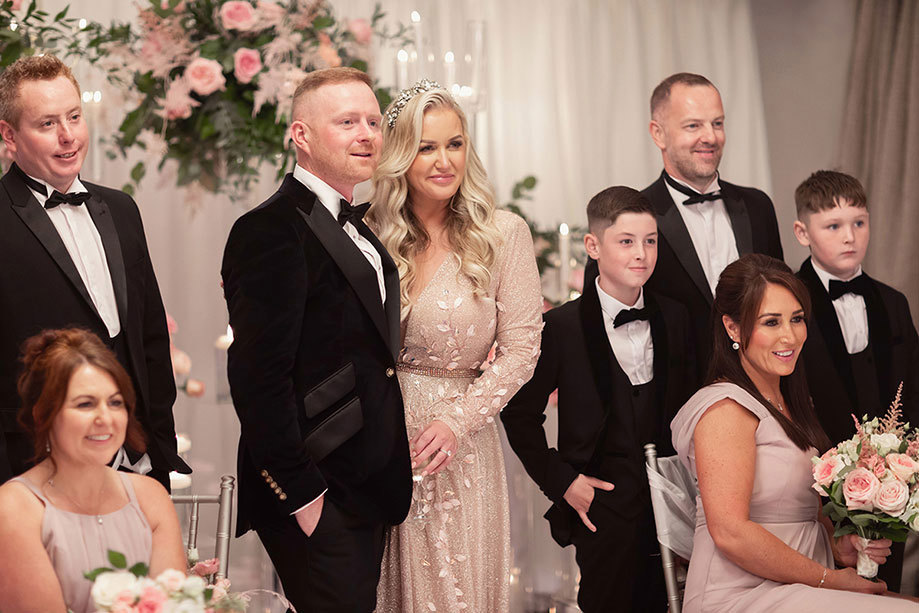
0, 329, 184, 613
367, 80, 542, 612
671, 254, 919, 612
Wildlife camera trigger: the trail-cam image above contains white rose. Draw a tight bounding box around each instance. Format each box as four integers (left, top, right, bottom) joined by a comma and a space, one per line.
182, 574, 207, 599
871, 432, 902, 456
837, 438, 860, 462
91, 571, 138, 609
155, 568, 187, 592
909, 510, 919, 532
163, 599, 207, 613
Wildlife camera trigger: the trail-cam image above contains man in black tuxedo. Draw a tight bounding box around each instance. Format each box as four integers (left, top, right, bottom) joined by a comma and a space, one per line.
793, 170, 919, 591
0, 55, 188, 489
587, 73, 783, 378
221, 67, 412, 611
503, 187, 696, 612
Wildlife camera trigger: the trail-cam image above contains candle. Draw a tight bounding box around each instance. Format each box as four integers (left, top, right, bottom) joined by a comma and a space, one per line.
214, 325, 233, 404
444, 51, 456, 88
396, 49, 409, 90
559, 223, 571, 301
411, 10, 422, 56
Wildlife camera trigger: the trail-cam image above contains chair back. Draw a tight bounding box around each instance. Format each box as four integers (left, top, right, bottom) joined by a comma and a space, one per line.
171, 474, 236, 580
645, 443, 698, 613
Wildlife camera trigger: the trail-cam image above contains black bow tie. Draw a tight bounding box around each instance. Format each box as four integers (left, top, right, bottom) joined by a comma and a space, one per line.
663, 171, 722, 205
45, 190, 91, 209
613, 306, 650, 328
828, 275, 869, 300
337, 199, 370, 227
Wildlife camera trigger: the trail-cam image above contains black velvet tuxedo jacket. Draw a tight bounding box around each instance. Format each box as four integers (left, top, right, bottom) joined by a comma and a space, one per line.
797, 257, 919, 444
501, 280, 696, 543
221, 174, 412, 536
0, 165, 188, 483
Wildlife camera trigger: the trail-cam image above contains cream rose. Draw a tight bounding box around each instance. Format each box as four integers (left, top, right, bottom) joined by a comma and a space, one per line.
871, 432, 902, 456
219, 1, 257, 31
182, 574, 207, 598
875, 478, 910, 516
185, 58, 226, 97
812, 452, 846, 491
91, 571, 139, 609
886, 453, 919, 482
843, 467, 881, 511
155, 568, 187, 592
233, 48, 262, 84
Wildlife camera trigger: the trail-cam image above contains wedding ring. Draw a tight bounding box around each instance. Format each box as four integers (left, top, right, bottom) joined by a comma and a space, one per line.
438, 448, 452, 457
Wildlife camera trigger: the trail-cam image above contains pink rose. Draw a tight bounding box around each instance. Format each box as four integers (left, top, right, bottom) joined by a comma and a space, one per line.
136, 586, 167, 613
348, 18, 372, 45
234, 47, 262, 84
219, 1, 258, 31
812, 452, 846, 491
192, 558, 220, 577
874, 478, 910, 516
185, 58, 226, 96
185, 379, 206, 397
257, 0, 286, 26
843, 467, 881, 511
317, 33, 342, 68
886, 453, 919, 482
8, 0, 22, 10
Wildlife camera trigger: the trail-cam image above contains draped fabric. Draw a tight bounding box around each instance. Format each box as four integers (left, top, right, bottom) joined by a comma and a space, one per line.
836, 0, 919, 322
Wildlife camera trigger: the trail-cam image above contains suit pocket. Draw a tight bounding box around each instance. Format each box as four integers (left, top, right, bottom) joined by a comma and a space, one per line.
303, 397, 363, 462
302, 362, 356, 418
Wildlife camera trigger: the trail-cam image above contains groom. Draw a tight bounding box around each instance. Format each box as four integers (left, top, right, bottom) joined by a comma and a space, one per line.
222, 67, 412, 611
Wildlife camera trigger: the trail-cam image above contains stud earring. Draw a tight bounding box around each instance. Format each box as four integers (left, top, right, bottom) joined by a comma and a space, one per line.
45, 441, 51, 453
731, 341, 740, 351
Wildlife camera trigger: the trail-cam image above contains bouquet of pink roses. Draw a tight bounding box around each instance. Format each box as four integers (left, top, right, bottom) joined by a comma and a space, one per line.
811, 384, 919, 578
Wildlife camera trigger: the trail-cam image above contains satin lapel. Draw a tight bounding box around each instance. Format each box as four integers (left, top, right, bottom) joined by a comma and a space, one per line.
84, 191, 129, 328
799, 258, 857, 403
647, 294, 668, 401
721, 186, 754, 256
649, 176, 712, 306
356, 219, 400, 359
3, 171, 101, 319
286, 179, 390, 348
863, 273, 893, 399
579, 280, 614, 414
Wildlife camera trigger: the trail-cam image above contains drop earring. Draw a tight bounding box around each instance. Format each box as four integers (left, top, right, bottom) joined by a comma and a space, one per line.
732, 340, 740, 351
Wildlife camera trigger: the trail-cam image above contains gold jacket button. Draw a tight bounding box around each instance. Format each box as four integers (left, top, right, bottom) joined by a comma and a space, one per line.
260, 470, 269, 478
279, 493, 288, 501
385, 367, 395, 378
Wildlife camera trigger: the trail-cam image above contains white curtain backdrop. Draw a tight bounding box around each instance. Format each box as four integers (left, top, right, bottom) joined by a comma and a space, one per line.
33, 1, 773, 607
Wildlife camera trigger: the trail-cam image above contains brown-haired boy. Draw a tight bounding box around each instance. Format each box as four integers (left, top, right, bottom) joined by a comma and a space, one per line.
794, 169, 919, 591
503, 186, 696, 612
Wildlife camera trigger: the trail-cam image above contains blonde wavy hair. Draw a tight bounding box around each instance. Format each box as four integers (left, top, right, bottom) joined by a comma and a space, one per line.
368, 88, 502, 318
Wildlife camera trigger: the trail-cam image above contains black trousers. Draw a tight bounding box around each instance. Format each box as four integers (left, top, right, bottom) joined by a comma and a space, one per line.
570, 501, 667, 613
255, 498, 386, 613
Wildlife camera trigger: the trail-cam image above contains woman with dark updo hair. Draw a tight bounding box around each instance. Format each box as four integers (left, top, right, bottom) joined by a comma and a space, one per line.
671, 254, 917, 611
0, 328, 184, 613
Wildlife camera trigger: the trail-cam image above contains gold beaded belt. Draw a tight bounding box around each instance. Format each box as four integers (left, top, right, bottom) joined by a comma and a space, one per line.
396, 361, 480, 379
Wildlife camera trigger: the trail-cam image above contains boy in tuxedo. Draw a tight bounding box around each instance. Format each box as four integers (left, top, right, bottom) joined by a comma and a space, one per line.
794, 170, 919, 591
502, 186, 696, 612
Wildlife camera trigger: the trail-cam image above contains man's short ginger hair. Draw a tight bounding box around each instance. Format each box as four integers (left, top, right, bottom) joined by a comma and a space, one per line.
586, 186, 655, 236
0, 55, 81, 127
794, 170, 868, 220
291, 67, 373, 119
650, 72, 717, 119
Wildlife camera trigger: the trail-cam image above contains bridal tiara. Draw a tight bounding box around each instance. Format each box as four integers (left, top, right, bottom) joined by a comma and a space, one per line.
385, 78, 444, 128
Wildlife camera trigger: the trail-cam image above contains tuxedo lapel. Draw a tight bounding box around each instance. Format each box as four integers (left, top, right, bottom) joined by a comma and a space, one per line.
284, 177, 390, 350
578, 279, 614, 415
84, 190, 129, 329
799, 258, 857, 403
3, 170, 101, 320
721, 185, 754, 256
647, 294, 668, 395
648, 175, 712, 305
356, 219, 400, 360
863, 273, 893, 399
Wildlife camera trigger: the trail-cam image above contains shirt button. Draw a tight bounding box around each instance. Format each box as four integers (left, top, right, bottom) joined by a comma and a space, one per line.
385, 367, 395, 378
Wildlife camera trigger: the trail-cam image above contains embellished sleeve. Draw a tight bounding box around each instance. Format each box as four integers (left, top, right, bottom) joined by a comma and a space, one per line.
434, 213, 543, 440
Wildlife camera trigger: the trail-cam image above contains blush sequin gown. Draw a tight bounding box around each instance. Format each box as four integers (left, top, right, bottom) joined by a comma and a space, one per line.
375, 211, 543, 612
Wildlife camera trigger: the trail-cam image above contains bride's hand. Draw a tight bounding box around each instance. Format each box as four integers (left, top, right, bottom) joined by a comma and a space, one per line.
411, 420, 457, 476
835, 534, 892, 567
824, 567, 887, 594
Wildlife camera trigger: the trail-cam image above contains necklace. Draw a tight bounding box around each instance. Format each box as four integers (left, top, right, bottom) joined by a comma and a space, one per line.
47, 473, 108, 525
765, 395, 787, 416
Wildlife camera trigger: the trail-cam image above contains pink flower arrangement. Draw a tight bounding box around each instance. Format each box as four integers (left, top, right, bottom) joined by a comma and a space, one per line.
186, 57, 227, 96
348, 18, 373, 44
812, 384, 919, 577
233, 47, 262, 84
219, 0, 258, 32
317, 32, 342, 68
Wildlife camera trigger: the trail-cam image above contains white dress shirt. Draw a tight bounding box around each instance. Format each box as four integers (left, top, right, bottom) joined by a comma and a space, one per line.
293, 165, 385, 304
812, 261, 869, 354
26, 173, 121, 338
596, 279, 654, 385
667, 176, 739, 294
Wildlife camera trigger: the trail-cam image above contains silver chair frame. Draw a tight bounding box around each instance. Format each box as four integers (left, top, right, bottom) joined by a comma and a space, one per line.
171, 474, 235, 580
645, 443, 682, 613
